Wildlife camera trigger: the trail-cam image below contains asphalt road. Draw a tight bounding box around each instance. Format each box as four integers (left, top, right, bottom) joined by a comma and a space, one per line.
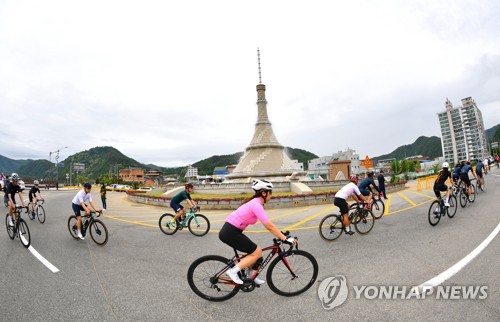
1, 169, 499, 321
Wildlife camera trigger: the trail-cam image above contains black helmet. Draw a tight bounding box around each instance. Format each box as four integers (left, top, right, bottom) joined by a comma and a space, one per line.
83, 182, 92, 189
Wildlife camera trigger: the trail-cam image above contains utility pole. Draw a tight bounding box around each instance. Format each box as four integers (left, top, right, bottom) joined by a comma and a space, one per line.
49, 146, 68, 191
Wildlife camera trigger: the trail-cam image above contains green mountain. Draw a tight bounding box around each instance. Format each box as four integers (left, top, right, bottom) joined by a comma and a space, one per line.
17, 160, 53, 180
486, 123, 500, 142
56, 146, 147, 182
373, 136, 443, 162
0, 155, 30, 175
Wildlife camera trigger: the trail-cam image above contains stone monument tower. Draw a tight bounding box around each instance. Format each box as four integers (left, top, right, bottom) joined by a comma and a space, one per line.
226, 50, 305, 182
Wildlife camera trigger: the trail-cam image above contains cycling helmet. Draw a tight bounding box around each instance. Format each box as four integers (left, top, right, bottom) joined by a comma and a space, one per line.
349, 175, 358, 184
466, 160, 471, 165
33, 180, 39, 185
252, 179, 273, 191
442, 162, 449, 169
367, 170, 374, 177
18, 180, 25, 191
11, 173, 20, 181
83, 182, 92, 189
185, 183, 194, 189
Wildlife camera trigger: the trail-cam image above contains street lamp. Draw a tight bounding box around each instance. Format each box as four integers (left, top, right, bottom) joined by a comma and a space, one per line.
49, 146, 68, 190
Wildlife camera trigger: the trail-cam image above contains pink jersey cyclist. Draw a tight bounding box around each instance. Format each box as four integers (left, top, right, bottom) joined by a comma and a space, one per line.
225, 197, 270, 230
219, 179, 296, 285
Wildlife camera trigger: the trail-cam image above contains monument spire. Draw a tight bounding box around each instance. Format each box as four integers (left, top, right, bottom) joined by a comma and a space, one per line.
226, 50, 304, 181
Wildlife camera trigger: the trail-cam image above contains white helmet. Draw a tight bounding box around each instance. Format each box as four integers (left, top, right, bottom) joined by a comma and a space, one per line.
442, 162, 449, 169
252, 179, 273, 191
18, 180, 25, 191
33, 180, 39, 185
11, 173, 20, 181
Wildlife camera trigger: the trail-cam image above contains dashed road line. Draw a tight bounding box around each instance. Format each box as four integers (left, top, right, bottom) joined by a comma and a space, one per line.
22, 236, 60, 273
283, 205, 335, 230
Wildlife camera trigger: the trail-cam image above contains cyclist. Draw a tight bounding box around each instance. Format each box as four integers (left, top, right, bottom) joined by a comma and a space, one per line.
28, 180, 44, 219
452, 162, 462, 187
475, 159, 484, 190
219, 179, 296, 285
459, 161, 478, 202
357, 170, 380, 206
169, 183, 197, 224
71, 182, 101, 240
6, 173, 26, 227
432, 162, 452, 213
483, 157, 489, 174
334, 175, 367, 236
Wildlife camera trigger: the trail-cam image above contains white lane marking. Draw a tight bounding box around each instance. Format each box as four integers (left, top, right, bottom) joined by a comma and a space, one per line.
21, 235, 60, 273
415, 221, 500, 293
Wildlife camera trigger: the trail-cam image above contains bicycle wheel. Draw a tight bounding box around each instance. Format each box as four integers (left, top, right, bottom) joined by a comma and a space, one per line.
447, 195, 457, 218
459, 188, 468, 208
353, 209, 374, 234
267, 249, 319, 297
37, 205, 46, 224
319, 214, 343, 241
159, 213, 178, 235
428, 201, 441, 226
18, 219, 31, 248
371, 199, 385, 219
89, 219, 108, 246
187, 255, 240, 302
188, 214, 210, 237
470, 184, 476, 202
6, 214, 15, 240
67, 216, 79, 239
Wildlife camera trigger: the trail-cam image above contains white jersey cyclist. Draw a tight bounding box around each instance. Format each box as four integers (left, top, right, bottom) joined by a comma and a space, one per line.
335, 182, 362, 200
72, 189, 93, 205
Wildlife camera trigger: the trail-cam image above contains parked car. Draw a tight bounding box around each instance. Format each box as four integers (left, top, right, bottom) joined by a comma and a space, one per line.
137, 186, 153, 191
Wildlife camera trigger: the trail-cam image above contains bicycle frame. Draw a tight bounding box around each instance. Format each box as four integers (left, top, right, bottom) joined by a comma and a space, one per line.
216, 240, 294, 286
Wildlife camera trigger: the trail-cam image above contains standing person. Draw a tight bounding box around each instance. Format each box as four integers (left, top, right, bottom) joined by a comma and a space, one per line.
28, 180, 43, 219
219, 180, 296, 285
432, 162, 452, 213
71, 182, 101, 240
333, 175, 367, 236
377, 170, 388, 200
169, 183, 197, 224
6, 173, 26, 227
100, 183, 107, 210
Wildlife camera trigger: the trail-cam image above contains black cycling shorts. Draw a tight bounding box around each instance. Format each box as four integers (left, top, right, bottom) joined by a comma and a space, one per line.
433, 183, 447, 198
219, 222, 257, 254
334, 197, 349, 215
71, 203, 85, 217
460, 175, 471, 187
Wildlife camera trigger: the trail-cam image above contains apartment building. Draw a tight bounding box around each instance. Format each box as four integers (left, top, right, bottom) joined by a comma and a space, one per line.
438, 97, 488, 164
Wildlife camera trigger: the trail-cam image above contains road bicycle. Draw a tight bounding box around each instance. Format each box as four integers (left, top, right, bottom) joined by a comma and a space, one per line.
349, 194, 385, 220
458, 179, 476, 208
28, 199, 46, 224
68, 209, 108, 246
476, 176, 484, 193
5, 205, 31, 248
427, 188, 457, 226
159, 206, 210, 237
187, 231, 318, 301
319, 204, 375, 241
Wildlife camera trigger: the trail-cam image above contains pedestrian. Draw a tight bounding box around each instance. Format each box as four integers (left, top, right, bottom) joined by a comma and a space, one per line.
100, 183, 107, 210
377, 170, 388, 199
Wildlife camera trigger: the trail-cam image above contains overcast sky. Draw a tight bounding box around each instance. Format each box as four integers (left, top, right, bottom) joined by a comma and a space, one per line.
1, 0, 499, 167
